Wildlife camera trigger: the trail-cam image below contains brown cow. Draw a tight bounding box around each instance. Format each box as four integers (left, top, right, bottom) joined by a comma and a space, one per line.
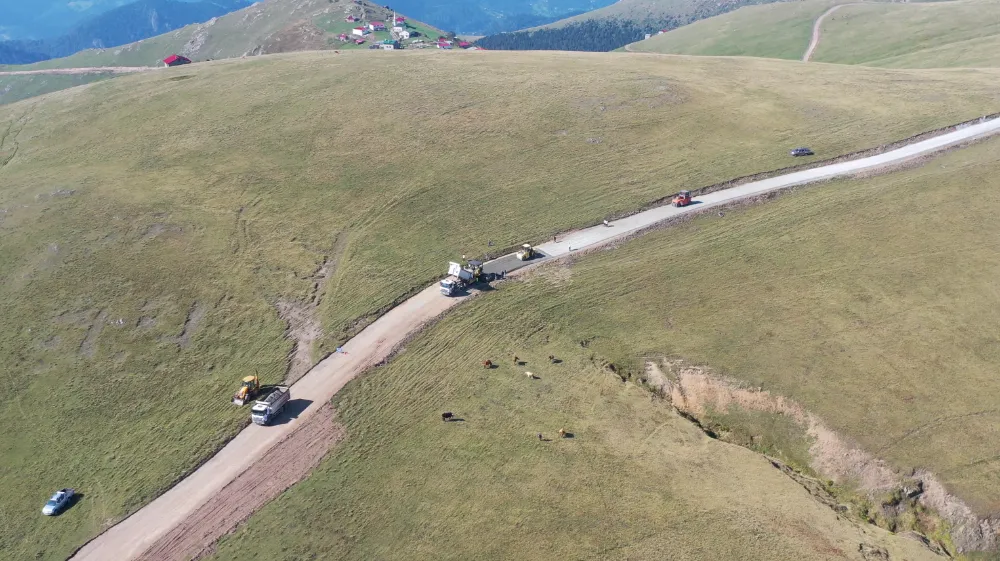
483, 360, 493, 369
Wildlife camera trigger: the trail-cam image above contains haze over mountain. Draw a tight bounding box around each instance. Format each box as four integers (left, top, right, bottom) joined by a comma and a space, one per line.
0, 0, 250, 64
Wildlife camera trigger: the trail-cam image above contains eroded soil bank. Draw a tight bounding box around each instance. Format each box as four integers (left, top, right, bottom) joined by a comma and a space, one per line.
643, 359, 1000, 555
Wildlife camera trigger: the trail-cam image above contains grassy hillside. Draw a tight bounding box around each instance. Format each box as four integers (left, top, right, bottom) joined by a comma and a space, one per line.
627, 0, 837, 58
2, 50, 1000, 559
0, 73, 114, 105
1, 0, 444, 71
475, 0, 786, 52
628, 0, 1000, 68
207, 270, 947, 561
208, 135, 1000, 559
810, 0, 1000, 67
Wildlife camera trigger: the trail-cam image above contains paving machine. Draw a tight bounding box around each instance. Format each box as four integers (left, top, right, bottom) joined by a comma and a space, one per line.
516, 244, 535, 261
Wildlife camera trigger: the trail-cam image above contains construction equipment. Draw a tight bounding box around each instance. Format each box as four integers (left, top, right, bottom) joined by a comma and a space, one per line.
251, 386, 290, 426
516, 244, 535, 261
232, 375, 260, 406
672, 190, 693, 207
440, 259, 491, 296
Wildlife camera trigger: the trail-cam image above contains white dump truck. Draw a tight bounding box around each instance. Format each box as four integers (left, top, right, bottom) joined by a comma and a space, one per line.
440, 260, 489, 296
251, 386, 290, 425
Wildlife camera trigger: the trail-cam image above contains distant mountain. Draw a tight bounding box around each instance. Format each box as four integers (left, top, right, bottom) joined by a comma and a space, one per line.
0, 41, 50, 65
0, 0, 129, 40
0, 0, 251, 64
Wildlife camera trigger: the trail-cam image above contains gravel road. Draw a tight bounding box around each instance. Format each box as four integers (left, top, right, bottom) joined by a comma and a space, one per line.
69, 115, 1000, 561
0, 67, 155, 77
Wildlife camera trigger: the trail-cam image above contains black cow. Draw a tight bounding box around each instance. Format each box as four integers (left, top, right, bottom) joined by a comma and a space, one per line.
441, 412, 454, 421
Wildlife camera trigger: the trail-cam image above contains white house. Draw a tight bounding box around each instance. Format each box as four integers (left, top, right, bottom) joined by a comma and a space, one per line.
352, 26, 368, 36
397, 30, 410, 39
392, 25, 404, 33
380, 43, 396, 50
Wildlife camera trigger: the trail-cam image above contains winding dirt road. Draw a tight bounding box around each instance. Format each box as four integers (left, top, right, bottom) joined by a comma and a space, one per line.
803, 3, 861, 62
70, 116, 1000, 561
0, 67, 155, 77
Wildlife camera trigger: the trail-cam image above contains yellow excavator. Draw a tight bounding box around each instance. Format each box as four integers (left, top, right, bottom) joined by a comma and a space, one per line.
232, 375, 260, 406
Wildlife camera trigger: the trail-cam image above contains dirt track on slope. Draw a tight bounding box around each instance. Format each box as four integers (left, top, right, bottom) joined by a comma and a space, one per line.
0, 67, 155, 77
135, 404, 344, 561
803, 4, 862, 62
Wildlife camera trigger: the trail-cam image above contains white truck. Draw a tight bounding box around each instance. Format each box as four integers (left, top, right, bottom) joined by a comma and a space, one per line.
440, 260, 491, 296
250, 386, 290, 425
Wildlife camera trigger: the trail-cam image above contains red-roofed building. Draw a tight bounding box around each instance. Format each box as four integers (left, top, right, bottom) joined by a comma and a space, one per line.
458, 41, 470, 48
355, 38, 366, 44
394, 16, 405, 24
345, 15, 358, 22
369, 21, 386, 31
162, 54, 191, 67
352, 26, 369, 36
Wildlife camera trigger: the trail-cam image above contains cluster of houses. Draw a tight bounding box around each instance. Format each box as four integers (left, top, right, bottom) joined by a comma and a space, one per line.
337, 12, 483, 51
343, 14, 412, 48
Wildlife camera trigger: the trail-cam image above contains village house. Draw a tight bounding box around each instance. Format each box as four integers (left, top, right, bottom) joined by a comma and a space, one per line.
345, 15, 357, 22
397, 29, 410, 39
369, 21, 386, 31
392, 25, 404, 33
338, 33, 350, 41
394, 16, 406, 24
352, 26, 369, 36
436, 42, 452, 49
458, 41, 470, 48
355, 38, 366, 44
380, 39, 400, 50
162, 54, 191, 67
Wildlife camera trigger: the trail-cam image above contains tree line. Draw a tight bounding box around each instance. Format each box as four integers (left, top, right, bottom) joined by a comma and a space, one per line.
474, 0, 780, 52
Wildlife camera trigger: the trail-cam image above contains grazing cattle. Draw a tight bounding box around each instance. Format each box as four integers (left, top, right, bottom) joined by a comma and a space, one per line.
525, 371, 534, 378
482, 360, 493, 369
558, 428, 566, 438
538, 433, 543, 441
441, 412, 454, 421
548, 355, 556, 363
513, 355, 519, 365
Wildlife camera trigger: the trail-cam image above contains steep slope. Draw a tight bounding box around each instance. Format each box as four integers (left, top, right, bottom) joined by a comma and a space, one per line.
475, 0, 782, 51
2, 50, 1000, 559
627, 0, 838, 58
4, 0, 444, 71
628, 0, 1000, 68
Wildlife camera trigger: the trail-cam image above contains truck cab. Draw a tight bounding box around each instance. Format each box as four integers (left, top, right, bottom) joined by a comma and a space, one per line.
440, 276, 460, 296
251, 386, 290, 425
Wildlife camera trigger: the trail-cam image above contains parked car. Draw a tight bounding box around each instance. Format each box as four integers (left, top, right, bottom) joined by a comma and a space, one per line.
790, 147, 814, 157
42, 488, 75, 515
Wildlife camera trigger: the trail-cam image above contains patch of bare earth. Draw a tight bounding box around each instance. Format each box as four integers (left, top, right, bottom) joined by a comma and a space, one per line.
162, 302, 207, 349
645, 359, 1000, 553
135, 404, 345, 561
277, 233, 348, 384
